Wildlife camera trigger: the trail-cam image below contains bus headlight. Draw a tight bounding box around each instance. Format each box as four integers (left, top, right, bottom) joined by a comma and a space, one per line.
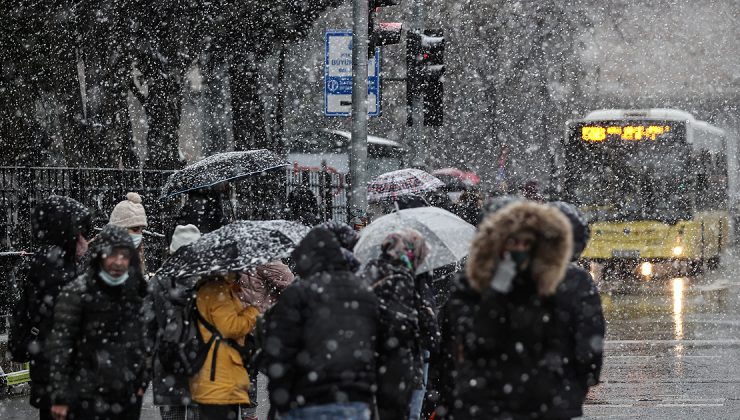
640, 261, 653, 277
672, 246, 684, 256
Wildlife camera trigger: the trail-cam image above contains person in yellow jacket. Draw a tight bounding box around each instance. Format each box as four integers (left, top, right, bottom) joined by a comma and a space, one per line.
189, 273, 260, 420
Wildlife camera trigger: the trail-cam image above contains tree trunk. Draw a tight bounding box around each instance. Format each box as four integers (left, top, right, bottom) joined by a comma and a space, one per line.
229, 56, 268, 151
202, 53, 230, 156
142, 66, 185, 170
271, 45, 287, 156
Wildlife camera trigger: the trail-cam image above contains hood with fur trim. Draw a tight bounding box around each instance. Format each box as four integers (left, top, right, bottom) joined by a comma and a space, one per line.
466, 201, 573, 296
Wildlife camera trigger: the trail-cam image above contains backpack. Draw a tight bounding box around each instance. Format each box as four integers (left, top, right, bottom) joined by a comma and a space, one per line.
8, 262, 40, 363
159, 297, 255, 380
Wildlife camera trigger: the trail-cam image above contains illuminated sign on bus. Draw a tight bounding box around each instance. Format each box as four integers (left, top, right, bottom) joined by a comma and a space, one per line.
581, 125, 672, 142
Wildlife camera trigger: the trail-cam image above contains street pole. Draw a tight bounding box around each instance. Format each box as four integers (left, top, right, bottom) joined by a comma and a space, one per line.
349, 0, 369, 217
409, 0, 425, 168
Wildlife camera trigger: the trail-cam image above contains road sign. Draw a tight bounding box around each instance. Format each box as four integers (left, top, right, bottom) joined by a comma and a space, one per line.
325, 30, 380, 117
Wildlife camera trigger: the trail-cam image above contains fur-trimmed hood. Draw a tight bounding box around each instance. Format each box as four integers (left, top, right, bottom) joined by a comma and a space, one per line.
466, 201, 573, 296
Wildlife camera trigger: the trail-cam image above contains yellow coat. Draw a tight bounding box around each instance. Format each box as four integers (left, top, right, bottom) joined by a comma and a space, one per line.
189, 278, 259, 405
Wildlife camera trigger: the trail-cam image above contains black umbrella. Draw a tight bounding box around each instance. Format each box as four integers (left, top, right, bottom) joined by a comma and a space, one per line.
155, 220, 309, 284
161, 150, 289, 198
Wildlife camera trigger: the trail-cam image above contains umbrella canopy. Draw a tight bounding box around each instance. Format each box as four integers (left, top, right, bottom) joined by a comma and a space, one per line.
367, 168, 445, 203
155, 220, 310, 284
432, 167, 481, 188
161, 150, 289, 198
353, 206, 475, 273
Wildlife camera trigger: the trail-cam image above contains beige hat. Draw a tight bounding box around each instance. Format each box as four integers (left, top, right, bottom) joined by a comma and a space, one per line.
170, 224, 201, 254
109, 192, 148, 228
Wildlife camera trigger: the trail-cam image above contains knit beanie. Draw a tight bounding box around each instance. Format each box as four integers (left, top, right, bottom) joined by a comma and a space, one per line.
170, 224, 202, 254
109, 192, 148, 228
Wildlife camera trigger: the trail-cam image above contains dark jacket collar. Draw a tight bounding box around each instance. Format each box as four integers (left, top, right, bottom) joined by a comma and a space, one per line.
292, 227, 349, 278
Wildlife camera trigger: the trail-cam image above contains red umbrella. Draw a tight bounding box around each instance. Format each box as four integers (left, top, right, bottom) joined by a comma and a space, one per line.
432, 168, 480, 187
367, 168, 445, 202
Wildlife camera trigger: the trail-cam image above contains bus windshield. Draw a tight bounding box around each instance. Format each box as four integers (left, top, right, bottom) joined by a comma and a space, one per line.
564, 121, 693, 223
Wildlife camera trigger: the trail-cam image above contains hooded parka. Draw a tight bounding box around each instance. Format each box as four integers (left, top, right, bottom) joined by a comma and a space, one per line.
437, 201, 574, 419
188, 274, 260, 405
46, 224, 149, 408
10, 195, 91, 410
261, 227, 380, 414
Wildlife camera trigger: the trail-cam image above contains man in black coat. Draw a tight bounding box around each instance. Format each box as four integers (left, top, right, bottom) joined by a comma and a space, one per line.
548, 201, 606, 419
9, 196, 92, 420
261, 227, 379, 419
46, 224, 149, 420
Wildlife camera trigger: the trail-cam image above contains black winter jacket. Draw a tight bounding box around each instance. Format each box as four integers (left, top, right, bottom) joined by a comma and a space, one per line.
438, 274, 566, 419
549, 265, 605, 418
262, 227, 380, 413
147, 269, 195, 406
362, 258, 439, 419
13, 246, 82, 408
46, 225, 149, 405
11, 195, 91, 408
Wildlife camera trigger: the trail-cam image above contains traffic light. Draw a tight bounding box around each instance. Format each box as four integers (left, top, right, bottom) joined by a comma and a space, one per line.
368, 0, 403, 57
406, 29, 445, 126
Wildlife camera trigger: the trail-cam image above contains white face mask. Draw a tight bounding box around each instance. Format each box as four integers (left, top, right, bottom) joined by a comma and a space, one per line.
447, 192, 463, 203
130, 233, 143, 248
99, 270, 129, 286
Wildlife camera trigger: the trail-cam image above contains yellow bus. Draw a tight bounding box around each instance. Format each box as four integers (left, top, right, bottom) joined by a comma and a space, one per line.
562, 108, 736, 278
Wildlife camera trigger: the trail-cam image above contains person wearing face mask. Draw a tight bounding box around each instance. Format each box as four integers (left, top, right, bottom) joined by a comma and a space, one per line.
109, 192, 149, 275
9, 196, 92, 420
360, 229, 437, 420
46, 224, 149, 420
434, 201, 574, 419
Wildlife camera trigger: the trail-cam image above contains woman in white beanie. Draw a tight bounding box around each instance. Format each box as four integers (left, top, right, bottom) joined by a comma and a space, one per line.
110, 192, 149, 274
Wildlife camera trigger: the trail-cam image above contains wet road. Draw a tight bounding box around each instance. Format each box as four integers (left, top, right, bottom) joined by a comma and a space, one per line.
583, 257, 740, 419
3, 259, 740, 419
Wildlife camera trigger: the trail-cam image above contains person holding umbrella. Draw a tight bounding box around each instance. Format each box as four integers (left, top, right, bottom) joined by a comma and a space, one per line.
360, 229, 437, 420
150, 224, 202, 420
188, 272, 260, 420
236, 261, 295, 420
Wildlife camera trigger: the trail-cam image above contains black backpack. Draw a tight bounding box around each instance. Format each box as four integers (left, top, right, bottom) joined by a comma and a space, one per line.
8, 262, 41, 363
159, 298, 255, 380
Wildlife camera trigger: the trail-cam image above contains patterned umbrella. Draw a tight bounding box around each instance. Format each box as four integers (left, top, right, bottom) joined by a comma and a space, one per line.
432, 167, 481, 188
367, 168, 445, 203
161, 150, 289, 198
155, 220, 310, 285
353, 206, 475, 273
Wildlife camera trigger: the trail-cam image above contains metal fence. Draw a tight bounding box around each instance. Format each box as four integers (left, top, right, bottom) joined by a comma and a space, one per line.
0, 165, 347, 256
0, 167, 177, 266
286, 168, 348, 222
0, 165, 348, 321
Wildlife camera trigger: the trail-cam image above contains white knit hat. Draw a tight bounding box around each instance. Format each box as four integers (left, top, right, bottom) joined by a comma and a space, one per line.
170, 224, 201, 254
109, 192, 148, 228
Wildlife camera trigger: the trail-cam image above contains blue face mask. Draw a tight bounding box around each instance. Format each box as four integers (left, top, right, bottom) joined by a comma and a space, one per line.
130, 233, 143, 248
99, 270, 129, 286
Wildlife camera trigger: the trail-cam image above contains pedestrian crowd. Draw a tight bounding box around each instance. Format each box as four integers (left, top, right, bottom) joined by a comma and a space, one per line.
9, 186, 605, 420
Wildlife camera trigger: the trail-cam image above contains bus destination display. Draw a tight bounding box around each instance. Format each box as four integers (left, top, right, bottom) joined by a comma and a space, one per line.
581, 124, 673, 142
